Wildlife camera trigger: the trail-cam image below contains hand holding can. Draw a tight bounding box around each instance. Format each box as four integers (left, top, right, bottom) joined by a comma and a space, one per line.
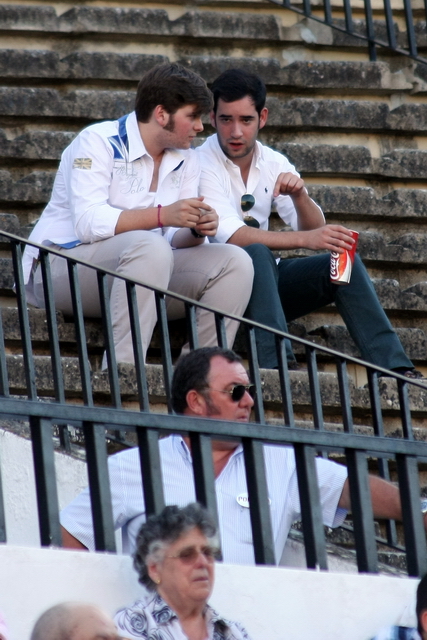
330, 230, 359, 284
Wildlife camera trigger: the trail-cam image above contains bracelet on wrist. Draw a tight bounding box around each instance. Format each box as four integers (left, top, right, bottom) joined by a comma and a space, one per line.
157, 204, 163, 229
190, 227, 205, 239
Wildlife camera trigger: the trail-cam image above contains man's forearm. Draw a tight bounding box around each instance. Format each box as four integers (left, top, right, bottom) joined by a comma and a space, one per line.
61, 525, 88, 550
228, 225, 315, 250
339, 475, 402, 521
292, 191, 325, 231
115, 207, 159, 234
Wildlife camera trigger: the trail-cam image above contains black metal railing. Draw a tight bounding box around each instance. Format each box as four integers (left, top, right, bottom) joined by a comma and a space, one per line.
1, 230, 427, 576
269, 0, 427, 65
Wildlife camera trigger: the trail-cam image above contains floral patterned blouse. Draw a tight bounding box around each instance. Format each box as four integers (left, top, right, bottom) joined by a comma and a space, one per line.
114, 593, 253, 640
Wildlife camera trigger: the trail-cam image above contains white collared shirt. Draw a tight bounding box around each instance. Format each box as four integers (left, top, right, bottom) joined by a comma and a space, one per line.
22, 111, 198, 283
196, 134, 324, 244
60, 435, 348, 565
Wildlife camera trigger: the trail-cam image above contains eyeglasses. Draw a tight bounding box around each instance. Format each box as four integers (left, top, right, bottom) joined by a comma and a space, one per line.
205, 384, 256, 402
241, 194, 260, 229
166, 545, 220, 564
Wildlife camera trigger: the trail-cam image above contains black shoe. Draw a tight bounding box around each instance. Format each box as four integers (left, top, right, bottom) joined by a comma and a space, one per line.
391, 367, 426, 380
287, 361, 306, 371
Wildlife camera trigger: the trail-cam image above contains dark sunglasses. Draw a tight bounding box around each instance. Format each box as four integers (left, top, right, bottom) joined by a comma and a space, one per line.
241, 193, 255, 212
241, 194, 260, 228
167, 545, 220, 564
206, 384, 256, 402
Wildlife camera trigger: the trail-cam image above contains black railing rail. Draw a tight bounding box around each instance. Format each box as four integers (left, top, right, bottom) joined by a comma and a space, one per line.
269, 0, 427, 65
1, 230, 427, 575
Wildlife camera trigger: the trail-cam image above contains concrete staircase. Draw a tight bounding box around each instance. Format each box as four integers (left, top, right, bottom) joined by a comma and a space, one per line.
1, 0, 427, 427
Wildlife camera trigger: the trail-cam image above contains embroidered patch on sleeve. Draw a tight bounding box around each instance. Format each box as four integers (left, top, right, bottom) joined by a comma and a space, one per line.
73, 158, 92, 170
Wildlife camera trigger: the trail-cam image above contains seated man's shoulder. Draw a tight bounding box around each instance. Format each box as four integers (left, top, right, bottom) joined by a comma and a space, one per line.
111, 435, 178, 464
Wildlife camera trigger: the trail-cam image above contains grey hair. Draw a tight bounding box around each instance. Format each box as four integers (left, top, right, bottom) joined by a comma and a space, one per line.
133, 503, 218, 592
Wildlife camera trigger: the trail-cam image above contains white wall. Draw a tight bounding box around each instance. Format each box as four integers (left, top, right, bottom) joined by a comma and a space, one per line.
0, 545, 419, 640
0, 428, 88, 546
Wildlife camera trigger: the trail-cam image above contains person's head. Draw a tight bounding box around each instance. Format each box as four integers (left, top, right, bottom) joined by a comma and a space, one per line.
171, 347, 254, 422
133, 504, 219, 610
209, 69, 268, 164
30, 602, 122, 640
416, 573, 427, 637
210, 68, 267, 116
135, 63, 213, 124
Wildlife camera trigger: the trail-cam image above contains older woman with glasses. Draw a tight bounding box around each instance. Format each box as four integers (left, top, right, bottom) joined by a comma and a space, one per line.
115, 503, 252, 640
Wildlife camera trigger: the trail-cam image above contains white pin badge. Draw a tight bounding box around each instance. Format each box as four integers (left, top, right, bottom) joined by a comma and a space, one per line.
237, 493, 250, 508
236, 493, 271, 507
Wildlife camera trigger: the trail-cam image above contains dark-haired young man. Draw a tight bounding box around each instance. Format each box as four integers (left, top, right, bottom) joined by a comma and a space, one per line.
60, 347, 423, 566
22, 63, 253, 364
197, 68, 421, 377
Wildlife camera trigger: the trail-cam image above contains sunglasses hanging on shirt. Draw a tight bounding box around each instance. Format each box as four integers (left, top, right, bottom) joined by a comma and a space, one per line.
240, 193, 260, 228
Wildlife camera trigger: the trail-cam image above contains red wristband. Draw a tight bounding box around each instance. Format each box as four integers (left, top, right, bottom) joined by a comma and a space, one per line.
157, 204, 163, 228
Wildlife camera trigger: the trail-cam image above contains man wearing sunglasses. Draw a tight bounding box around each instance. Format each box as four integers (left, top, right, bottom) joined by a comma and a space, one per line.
60, 347, 416, 566
197, 69, 421, 379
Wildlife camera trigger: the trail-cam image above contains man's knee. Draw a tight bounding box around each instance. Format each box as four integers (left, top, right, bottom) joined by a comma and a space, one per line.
224, 244, 254, 280
243, 243, 275, 266
346, 253, 372, 286
119, 231, 173, 267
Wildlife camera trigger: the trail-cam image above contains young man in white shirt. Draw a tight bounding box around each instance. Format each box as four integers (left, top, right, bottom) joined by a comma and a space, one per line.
197, 68, 421, 378
23, 63, 254, 364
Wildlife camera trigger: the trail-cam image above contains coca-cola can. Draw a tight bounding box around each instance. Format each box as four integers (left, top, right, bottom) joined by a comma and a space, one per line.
330, 230, 359, 285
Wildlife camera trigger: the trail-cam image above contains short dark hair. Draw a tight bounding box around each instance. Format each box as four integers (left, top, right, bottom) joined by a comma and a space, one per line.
210, 68, 267, 116
135, 62, 213, 122
416, 573, 427, 635
133, 503, 218, 592
171, 347, 243, 414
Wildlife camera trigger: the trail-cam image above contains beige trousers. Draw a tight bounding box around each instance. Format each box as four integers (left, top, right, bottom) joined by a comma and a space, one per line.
33, 231, 254, 364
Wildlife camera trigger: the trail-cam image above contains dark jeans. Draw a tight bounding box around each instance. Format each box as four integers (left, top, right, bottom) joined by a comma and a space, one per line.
243, 243, 413, 370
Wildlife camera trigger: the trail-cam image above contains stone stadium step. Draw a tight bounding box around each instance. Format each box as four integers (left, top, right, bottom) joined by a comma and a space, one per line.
0, 50, 422, 95
0, 171, 54, 208
0, 5, 281, 44
276, 143, 427, 181
5, 356, 427, 428
2, 88, 427, 132
0, 3, 425, 61
303, 325, 427, 362
1, 307, 104, 350
305, 187, 427, 222
0, 129, 76, 161
0, 50, 168, 82
5, 131, 427, 184
2, 300, 426, 374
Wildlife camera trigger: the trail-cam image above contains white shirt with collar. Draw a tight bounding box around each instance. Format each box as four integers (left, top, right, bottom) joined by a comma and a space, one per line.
196, 134, 324, 244
60, 434, 348, 565
22, 111, 198, 284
